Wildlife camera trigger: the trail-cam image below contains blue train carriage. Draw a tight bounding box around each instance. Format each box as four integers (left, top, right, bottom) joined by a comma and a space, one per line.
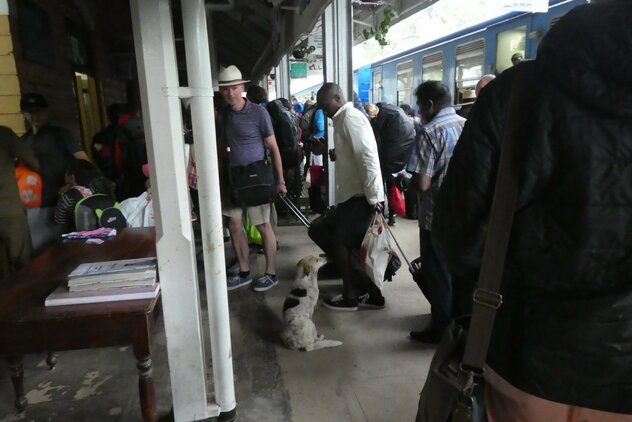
361, 0, 587, 110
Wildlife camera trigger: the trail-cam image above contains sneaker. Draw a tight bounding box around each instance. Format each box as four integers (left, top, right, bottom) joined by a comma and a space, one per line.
357, 293, 385, 309
226, 260, 240, 276
409, 328, 443, 345
323, 294, 358, 312
227, 273, 252, 291
252, 274, 278, 292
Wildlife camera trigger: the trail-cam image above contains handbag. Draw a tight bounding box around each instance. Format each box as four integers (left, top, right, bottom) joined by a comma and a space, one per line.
415, 64, 537, 422
229, 159, 277, 206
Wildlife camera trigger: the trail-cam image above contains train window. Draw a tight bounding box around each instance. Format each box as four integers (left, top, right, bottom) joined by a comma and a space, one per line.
422, 51, 443, 82
396, 61, 413, 106
372, 70, 382, 103
495, 26, 526, 73
455, 39, 485, 104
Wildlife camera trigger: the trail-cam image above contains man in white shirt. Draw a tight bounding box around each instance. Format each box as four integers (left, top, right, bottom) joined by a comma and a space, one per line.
315, 83, 385, 311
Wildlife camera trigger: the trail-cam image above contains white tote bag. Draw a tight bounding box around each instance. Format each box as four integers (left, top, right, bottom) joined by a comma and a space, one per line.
120, 191, 155, 228
360, 213, 392, 289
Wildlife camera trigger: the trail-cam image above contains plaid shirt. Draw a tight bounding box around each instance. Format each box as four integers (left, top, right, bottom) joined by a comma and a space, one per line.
406, 107, 465, 230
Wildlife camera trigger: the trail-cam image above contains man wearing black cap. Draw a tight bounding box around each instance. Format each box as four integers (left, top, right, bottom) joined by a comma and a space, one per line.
20, 93, 89, 253
20, 93, 89, 208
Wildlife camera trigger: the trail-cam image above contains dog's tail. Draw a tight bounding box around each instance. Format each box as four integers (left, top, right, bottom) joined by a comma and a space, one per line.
305, 337, 343, 352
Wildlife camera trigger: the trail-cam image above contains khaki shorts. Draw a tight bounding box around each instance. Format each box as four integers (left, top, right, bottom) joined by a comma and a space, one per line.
223, 203, 272, 226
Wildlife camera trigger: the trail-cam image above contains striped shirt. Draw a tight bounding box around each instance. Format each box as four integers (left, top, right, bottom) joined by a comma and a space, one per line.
406, 107, 465, 230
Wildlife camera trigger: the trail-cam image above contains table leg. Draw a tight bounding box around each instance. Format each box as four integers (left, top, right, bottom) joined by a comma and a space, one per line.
136, 355, 156, 422
7, 356, 27, 412
46, 352, 58, 370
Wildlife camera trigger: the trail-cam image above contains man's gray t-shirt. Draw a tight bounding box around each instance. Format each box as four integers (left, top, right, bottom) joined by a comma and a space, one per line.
225, 99, 274, 167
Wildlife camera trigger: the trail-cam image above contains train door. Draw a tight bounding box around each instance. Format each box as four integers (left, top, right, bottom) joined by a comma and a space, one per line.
454, 39, 485, 104
371, 68, 382, 103
495, 25, 527, 74
396, 61, 413, 106
356, 65, 371, 104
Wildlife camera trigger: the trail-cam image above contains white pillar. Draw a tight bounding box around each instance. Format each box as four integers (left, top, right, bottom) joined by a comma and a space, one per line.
180, 0, 236, 419
322, 0, 352, 206
323, 0, 352, 99
130, 0, 212, 420
275, 56, 290, 100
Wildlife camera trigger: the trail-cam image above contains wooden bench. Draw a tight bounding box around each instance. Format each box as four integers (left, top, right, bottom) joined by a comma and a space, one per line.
0, 227, 161, 421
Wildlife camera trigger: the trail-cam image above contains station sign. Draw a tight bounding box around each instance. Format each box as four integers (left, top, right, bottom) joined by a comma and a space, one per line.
503, 0, 548, 13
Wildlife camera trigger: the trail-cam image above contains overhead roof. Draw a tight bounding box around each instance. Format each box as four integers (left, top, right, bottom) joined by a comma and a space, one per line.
203, 0, 332, 82
105, 0, 443, 86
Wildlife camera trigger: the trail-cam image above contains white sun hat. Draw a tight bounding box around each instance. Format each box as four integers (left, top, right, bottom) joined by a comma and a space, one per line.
217, 65, 250, 87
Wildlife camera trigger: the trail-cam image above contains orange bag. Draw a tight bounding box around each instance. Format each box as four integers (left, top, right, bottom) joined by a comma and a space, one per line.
15, 162, 42, 208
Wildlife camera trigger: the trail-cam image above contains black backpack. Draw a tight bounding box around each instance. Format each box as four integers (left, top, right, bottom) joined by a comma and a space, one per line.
268, 99, 301, 169
74, 194, 128, 231
299, 105, 316, 138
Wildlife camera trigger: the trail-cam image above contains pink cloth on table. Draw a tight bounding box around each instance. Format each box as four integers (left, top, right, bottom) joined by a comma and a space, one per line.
485, 367, 632, 422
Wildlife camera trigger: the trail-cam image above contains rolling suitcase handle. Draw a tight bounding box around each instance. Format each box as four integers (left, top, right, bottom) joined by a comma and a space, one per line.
279, 196, 311, 228
380, 213, 423, 278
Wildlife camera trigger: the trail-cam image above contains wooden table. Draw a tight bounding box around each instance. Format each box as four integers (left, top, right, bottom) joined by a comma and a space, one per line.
0, 227, 161, 422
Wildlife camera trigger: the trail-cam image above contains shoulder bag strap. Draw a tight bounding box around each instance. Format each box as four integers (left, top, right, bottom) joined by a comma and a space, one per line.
461, 62, 540, 372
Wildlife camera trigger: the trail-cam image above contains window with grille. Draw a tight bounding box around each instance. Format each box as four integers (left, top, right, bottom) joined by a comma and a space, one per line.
396, 61, 413, 106
422, 51, 443, 83
455, 39, 485, 104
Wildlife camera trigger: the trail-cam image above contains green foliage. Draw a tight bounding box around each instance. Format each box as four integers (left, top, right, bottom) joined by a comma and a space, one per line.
295, 38, 316, 55
362, 7, 395, 48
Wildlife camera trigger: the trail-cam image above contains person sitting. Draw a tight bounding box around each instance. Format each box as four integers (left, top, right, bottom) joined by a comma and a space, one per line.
54, 159, 113, 231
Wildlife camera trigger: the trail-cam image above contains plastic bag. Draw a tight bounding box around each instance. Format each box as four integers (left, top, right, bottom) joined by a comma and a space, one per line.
388, 185, 406, 217
244, 215, 262, 245
359, 213, 392, 289
120, 191, 154, 228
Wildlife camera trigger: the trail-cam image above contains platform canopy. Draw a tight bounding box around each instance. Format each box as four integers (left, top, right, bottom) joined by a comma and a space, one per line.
199, 0, 332, 81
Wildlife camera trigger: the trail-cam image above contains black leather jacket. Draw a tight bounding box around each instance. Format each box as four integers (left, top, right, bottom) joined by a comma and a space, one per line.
434, 1, 632, 413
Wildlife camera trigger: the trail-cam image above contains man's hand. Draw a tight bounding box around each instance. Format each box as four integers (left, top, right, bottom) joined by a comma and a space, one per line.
375, 202, 384, 213
310, 136, 325, 155
278, 181, 287, 196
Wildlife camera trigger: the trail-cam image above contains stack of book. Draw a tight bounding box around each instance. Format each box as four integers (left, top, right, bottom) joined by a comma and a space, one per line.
45, 257, 160, 307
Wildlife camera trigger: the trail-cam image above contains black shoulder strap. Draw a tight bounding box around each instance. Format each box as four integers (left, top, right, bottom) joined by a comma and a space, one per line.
462, 63, 540, 371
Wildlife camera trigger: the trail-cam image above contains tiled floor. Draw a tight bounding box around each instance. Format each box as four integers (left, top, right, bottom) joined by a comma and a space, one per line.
0, 216, 435, 422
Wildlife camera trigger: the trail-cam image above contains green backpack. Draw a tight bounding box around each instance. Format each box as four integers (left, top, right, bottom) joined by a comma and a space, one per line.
74, 194, 128, 231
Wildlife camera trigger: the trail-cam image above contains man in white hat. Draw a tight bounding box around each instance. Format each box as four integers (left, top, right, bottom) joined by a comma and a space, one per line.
218, 65, 287, 292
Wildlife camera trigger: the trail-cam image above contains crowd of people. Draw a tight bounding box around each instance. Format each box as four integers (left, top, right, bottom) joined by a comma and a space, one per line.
1, 1, 630, 419
0, 94, 149, 273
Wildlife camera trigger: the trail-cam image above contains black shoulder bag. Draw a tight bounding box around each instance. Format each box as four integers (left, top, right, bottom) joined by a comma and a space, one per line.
415, 64, 537, 422
225, 112, 278, 207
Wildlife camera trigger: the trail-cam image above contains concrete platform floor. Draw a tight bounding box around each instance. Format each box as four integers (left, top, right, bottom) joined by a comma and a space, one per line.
0, 216, 436, 422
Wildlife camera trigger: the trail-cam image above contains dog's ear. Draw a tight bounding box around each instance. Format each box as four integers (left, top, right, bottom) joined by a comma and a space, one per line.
302, 263, 310, 278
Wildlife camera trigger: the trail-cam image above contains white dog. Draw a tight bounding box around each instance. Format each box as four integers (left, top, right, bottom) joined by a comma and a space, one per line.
281, 256, 343, 352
